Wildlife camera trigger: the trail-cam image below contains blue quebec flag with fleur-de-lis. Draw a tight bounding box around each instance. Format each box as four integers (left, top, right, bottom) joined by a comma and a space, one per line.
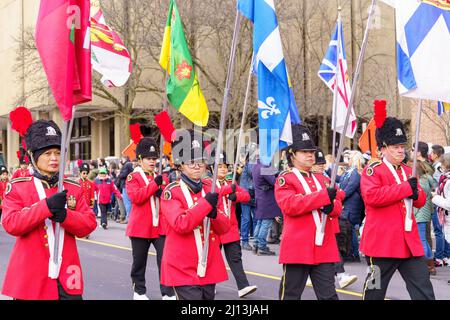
238, 0, 301, 165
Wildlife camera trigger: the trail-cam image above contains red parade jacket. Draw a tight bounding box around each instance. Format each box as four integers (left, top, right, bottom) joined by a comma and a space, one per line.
0, 179, 9, 209
1, 176, 97, 300
360, 160, 426, 258
79, 177, 95, 208
11, 168, 31, 180
217, 179, 250, 245
275, 169, 344, 265
125, 170, 168, 238
160, 178, 231, 286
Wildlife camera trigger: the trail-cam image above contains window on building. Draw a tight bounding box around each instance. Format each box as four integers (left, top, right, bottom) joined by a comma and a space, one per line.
70, 117, 92, 160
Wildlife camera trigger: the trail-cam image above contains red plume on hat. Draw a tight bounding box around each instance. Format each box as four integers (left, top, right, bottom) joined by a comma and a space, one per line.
77, 159, 83, 167
9, 106, 33, 137
154, 110, 176, 142
129, 123, 142, 145
374, 100, 387, 129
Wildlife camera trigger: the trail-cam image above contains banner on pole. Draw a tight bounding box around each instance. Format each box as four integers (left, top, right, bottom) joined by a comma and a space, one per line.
318, 15, 356, 138
35, 0, 92, 122
381, 0, 450, 102
238, 0, 301, 165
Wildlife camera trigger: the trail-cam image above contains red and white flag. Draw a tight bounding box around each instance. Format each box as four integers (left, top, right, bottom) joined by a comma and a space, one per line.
318, 14, 356, 138
35, 0, 92, 122
90, 2, 132, 87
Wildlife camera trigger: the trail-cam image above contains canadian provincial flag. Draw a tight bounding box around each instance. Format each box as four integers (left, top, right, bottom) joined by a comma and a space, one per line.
90, 2, 132, 87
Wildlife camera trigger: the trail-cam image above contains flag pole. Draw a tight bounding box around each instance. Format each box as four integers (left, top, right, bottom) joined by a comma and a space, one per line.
228, 53, 254, 213
200, 11, 242, 276
318, 0, 377, 243
52, 114, 73, 272
64, 114, 75, 148
156, 73, 169, 215
331, 8, 342, 159
158, 73, 170, 175
406, 99, 423, 231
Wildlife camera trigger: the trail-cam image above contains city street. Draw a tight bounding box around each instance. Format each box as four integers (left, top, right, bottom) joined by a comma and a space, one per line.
1, 219, 449, 301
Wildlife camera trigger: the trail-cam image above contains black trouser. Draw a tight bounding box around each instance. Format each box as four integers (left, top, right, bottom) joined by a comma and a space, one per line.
57, 280, 82, 300
336, 216, 352, 258
362, 256, 435, 300
222, 241, 250, 290
279, 263, 338, 300
99, 203, 109, 226
334, 251, 346, 274
130, 236, 174, 297
173, 284, 215, 300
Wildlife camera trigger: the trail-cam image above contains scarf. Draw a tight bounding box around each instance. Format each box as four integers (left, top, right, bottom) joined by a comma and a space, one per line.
181, 173, 203, 194
34, 170, 59, 188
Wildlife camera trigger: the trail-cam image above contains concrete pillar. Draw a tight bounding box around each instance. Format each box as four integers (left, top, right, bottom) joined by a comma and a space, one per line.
99, 119, 110, 158
6, 121, 20, 171
51, 110, 63, 128
114, 116, 128, 158
91, 119, 110, 159
91, 120, 100, 160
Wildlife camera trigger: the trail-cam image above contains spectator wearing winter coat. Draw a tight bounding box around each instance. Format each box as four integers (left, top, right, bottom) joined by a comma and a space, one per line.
431, 153, 450, 267
251, 160, 282, 255
238, 160, 256, 251
116, 160, 134, 222
338, 151, 366, 262
94, 168, 122, 229
429, 145, 450, 267
414, 161, 437, 275
88, 160, 99, 181
430, 145, 444, 183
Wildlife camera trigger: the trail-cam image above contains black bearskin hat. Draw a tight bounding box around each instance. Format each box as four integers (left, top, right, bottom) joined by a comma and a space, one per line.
289, 124, 316, 153
0, 165, 7, 175
79, 162, 90, 174
171, 129, 206, 165
373, 100, 407, 148
136, 137, 159, 159
315, 148, 326, 165
24, 120, 62, 162
375, 117, 407, 148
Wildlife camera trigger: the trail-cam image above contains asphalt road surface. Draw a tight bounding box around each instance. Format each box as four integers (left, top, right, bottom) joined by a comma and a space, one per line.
1, 219, 450, 300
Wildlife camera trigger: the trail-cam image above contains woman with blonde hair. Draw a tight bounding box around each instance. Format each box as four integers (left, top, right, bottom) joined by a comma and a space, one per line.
415, 161, 437, 275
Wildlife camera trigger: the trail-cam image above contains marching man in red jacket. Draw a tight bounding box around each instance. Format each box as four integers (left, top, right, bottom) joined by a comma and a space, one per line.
1, 120, 97, 300
11, 151, 32, 179
160, 129, 231, 300
216, 152, 257, 298
360, 101, 435, 300
79, 162, 95, 210
125, 136, 175, 300
275, 124, 345, 300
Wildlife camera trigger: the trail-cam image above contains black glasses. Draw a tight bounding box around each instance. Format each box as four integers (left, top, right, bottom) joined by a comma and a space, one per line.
187, 162, 206, 168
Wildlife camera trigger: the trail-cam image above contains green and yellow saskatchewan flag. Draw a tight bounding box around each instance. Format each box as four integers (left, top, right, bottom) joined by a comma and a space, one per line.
159, 0, 209, 127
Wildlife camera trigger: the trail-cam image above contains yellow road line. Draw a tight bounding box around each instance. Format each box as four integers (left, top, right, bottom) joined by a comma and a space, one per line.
77, 237, 367, 298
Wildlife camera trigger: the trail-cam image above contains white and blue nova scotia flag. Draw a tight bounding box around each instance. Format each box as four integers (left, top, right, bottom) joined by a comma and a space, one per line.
238, 0, 301, 165
382, 0, 450, 102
